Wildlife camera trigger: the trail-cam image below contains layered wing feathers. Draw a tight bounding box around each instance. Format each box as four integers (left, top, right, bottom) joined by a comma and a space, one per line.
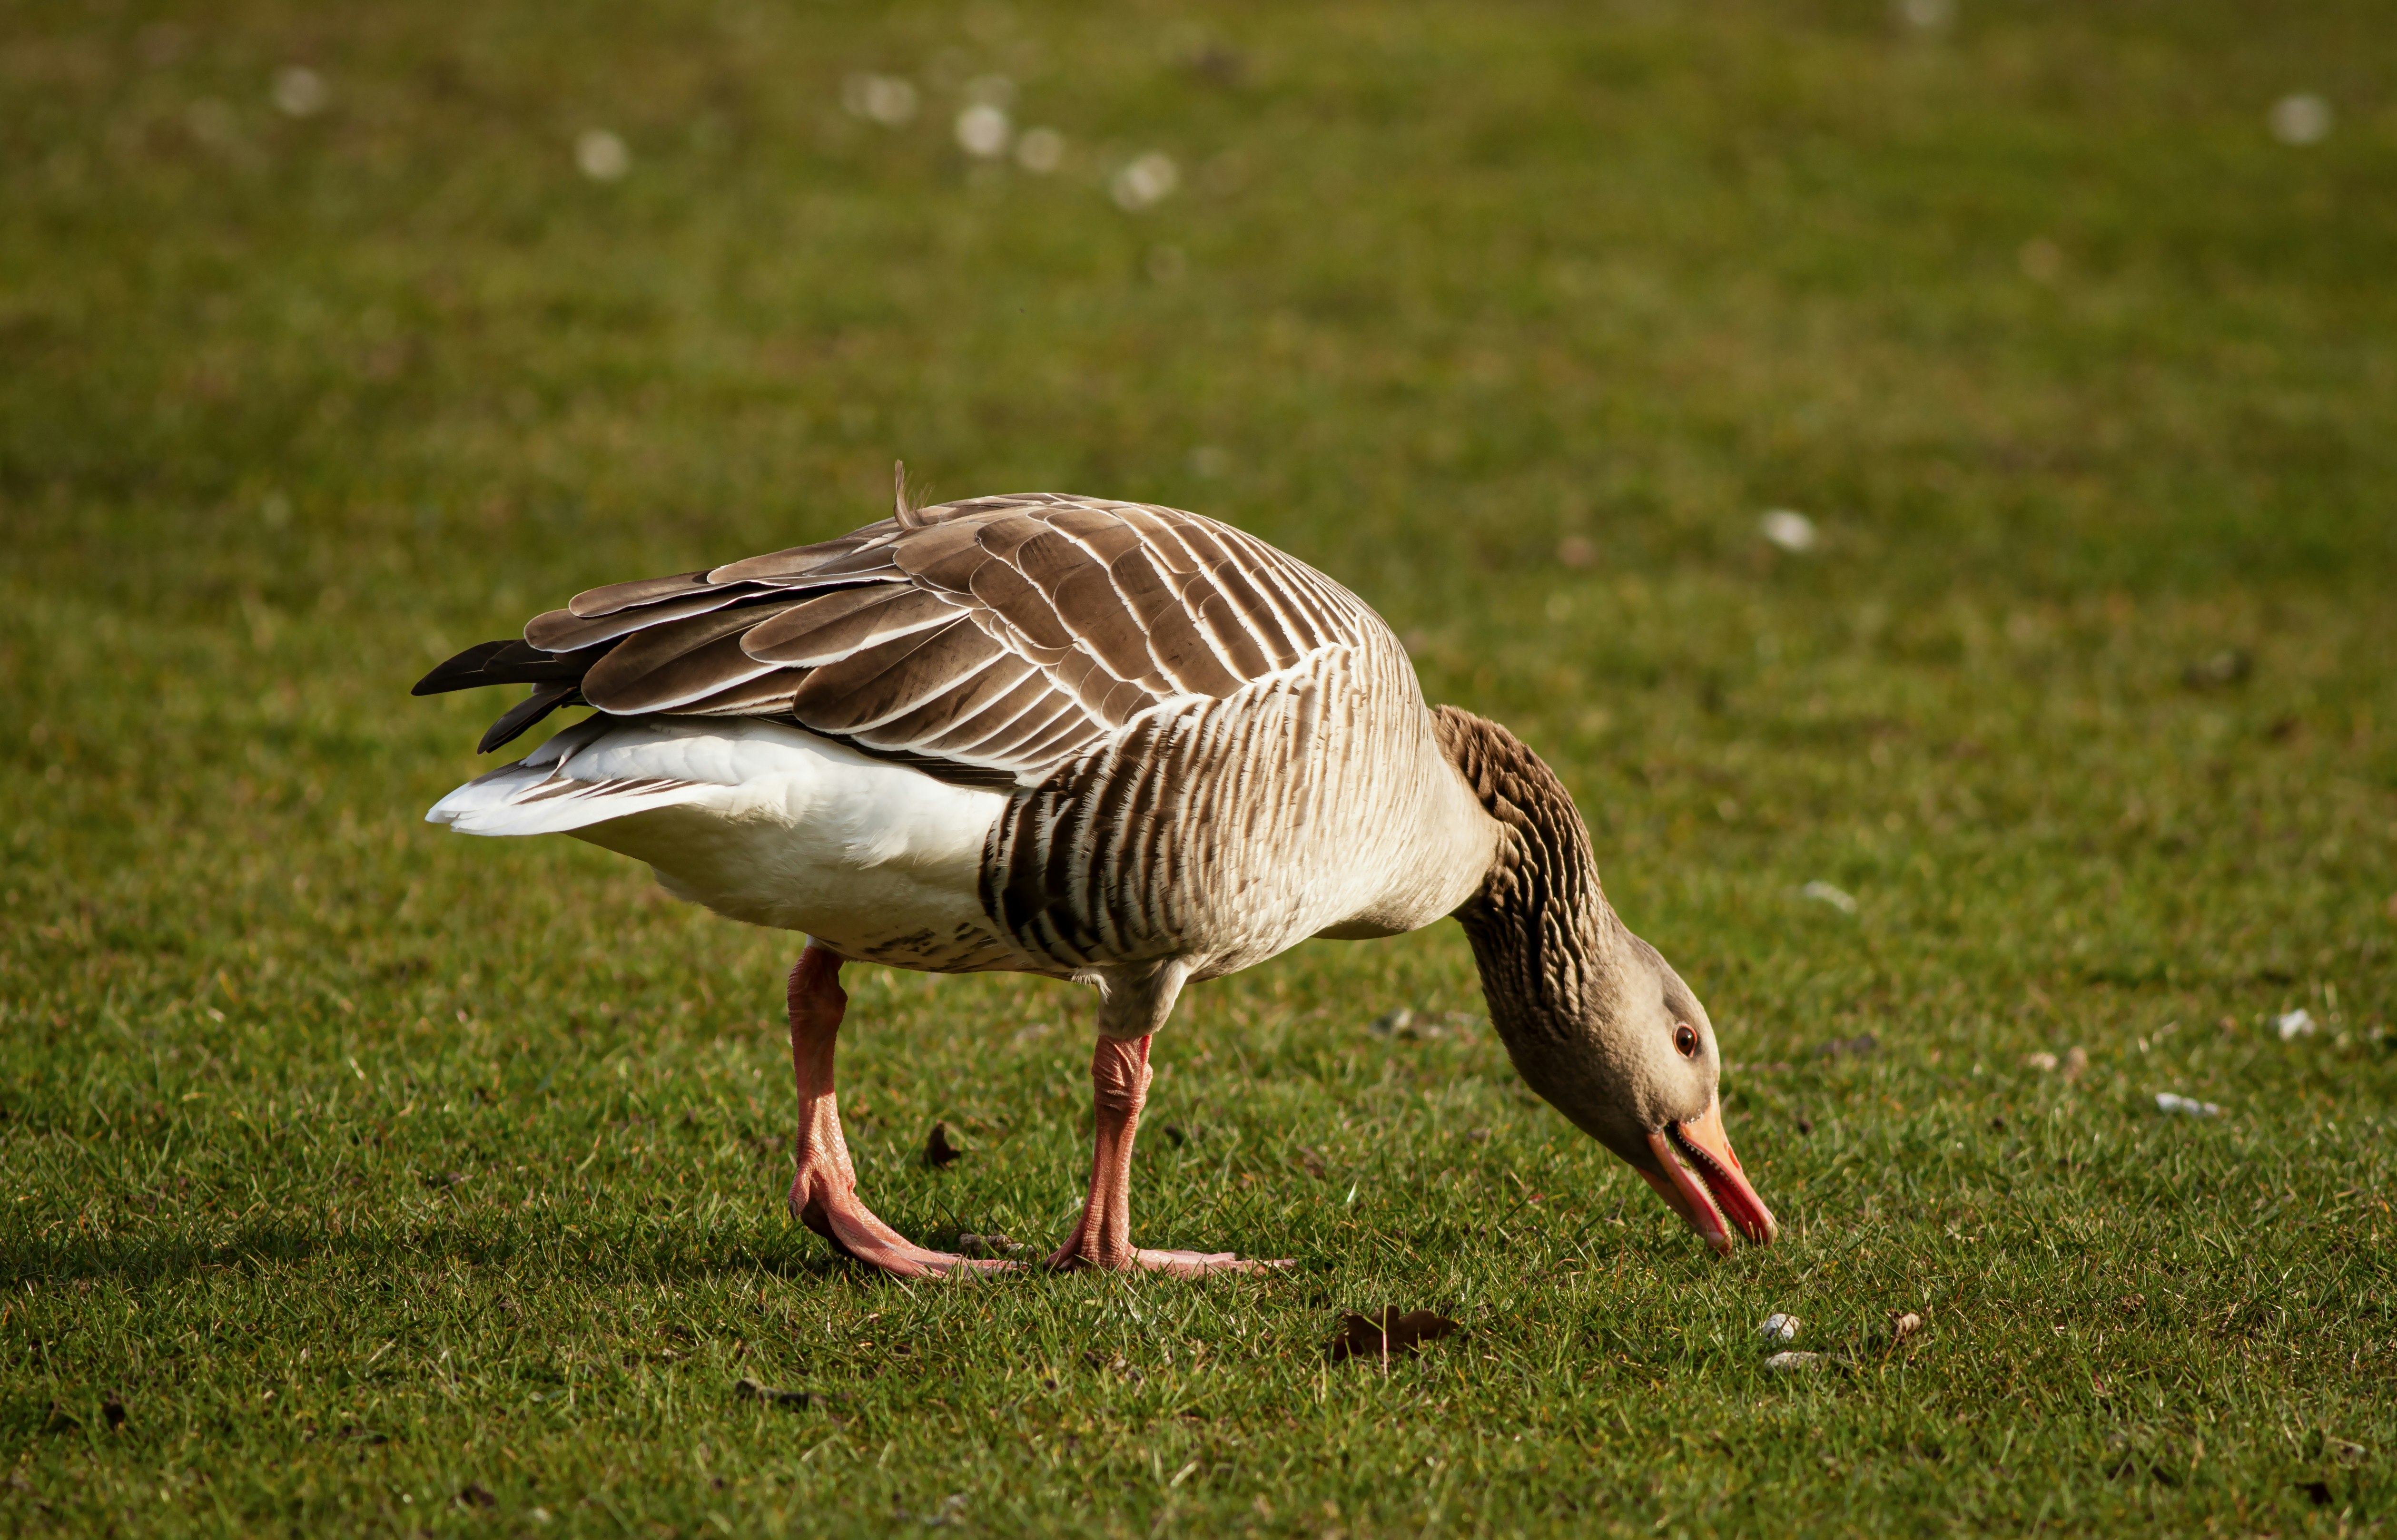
417, 495, 1383, 783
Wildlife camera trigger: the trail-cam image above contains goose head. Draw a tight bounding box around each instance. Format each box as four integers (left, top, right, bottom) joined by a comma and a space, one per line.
1533, 928, 1777, 1254
1434, 707, 1778, 1256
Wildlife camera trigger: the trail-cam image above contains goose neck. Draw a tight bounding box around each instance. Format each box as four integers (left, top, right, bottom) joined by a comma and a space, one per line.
1430, 707, 1618, 1051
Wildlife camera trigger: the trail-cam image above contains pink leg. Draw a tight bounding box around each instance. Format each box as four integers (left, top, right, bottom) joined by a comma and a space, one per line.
1047, 1034, 1291, 1277
784, 944, 1010, 1280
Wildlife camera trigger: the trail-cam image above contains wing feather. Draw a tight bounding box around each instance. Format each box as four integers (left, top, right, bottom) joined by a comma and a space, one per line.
706, 534, 879, 585
526, 586, 764, 653
585, 630, 789, 715
905, 668, 1055, 757
855, 653, 1040, 746
581, 602, 797, 707
567, 570, 713, 619
790, 616, 1003, 734
741, 584, 960, 666
676, 671, 804, 716
966, 559, 1077, 650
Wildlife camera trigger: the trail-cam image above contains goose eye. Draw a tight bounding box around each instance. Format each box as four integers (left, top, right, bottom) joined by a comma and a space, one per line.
1674, 1023, 1700, 1058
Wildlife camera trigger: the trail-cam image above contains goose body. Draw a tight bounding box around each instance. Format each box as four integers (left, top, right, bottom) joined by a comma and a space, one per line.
418, 489, 1776, 1275
432, 642, 1493, 986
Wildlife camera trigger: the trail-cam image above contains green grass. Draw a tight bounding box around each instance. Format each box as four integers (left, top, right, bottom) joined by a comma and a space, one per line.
4, 0, 2395, 1533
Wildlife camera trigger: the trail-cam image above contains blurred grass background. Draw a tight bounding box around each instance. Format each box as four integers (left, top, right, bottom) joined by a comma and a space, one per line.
2, 0, 2394, 1534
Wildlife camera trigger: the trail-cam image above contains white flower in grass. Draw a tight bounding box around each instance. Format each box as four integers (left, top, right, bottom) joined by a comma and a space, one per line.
956, 103, 1010, 158
1111, 151, 1179, 210
271, 67, 327, 118
843, 73, 919, 127
575, 129, 629, 181
2269, 94, 2331, 146
1759, 509, 1817, 552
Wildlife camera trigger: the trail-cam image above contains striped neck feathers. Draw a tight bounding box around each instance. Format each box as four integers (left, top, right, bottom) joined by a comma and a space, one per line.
1430, 706, 1624, 1057
1431, 708, 1760, 1240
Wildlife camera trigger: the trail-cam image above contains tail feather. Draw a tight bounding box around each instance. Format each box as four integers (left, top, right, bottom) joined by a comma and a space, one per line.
415, 638, 612, 752
479, 682, 580, 753
427, 718, 715, 836
413, 638, 604, 696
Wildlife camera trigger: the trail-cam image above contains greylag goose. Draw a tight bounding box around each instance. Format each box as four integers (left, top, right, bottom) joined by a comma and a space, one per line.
415, 482, 1776, 1277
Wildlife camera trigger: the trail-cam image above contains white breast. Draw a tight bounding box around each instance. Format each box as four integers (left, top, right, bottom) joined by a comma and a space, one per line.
426, 717, 1014, 968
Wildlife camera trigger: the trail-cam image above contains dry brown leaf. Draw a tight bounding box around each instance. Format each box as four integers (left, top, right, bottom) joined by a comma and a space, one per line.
1328, 1308, 1460, 1364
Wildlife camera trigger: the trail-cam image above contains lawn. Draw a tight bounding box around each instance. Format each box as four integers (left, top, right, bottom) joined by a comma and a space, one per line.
3, 0, 2394, 1533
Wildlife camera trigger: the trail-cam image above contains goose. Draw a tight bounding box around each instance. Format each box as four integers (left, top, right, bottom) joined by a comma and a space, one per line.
415, 478, 1776, 1277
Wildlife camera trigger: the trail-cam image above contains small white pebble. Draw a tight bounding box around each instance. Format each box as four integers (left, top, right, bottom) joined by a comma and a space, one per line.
842, 73, 919, 128
2275, 1008, 2316, 1041
575, 129, 629, 182
2155, 1091, 2223, 1118
2022, 1051, 2059, 1072
271, 66, 326, 118
2269, 93, 2332, 146
1759, 509, 1818, 552
1764, 1351, 1824, 1372
1111, 151, 1179, 211
868, 76, 920, 127
1760, 1313, 1800, 1343
955, 103, 1010, 158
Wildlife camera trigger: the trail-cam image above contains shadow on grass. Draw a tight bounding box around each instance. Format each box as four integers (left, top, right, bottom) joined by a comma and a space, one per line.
0, 1217, 862, 1291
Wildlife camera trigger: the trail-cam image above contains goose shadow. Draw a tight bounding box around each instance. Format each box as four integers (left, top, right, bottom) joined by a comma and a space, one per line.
0, 1218, 871, 1293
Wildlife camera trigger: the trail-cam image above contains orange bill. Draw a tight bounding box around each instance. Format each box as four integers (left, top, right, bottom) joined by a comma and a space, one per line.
1641, 1096, 1777, 1253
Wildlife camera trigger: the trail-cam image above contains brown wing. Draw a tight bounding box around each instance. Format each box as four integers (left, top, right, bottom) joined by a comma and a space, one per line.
413, 495, 1388, 785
